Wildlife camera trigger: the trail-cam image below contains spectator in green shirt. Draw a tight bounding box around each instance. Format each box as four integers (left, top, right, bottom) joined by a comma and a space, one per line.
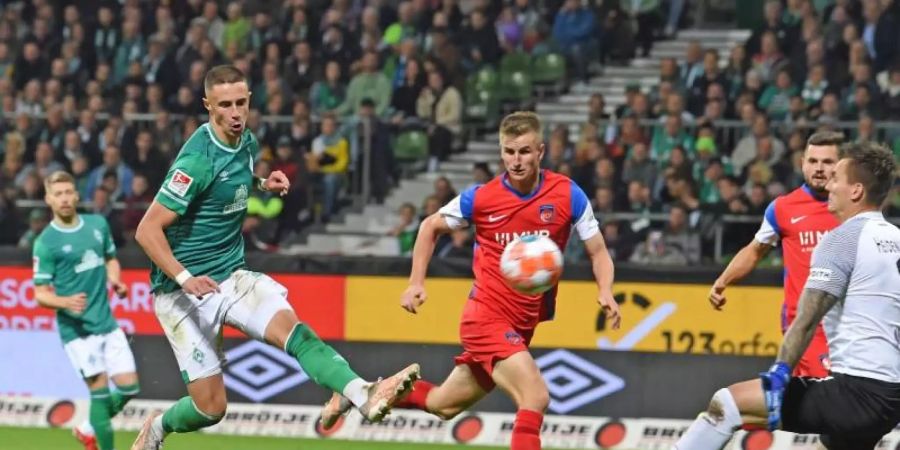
801, 63, 828, 106
333, 51, 392, 118
223, 2, 251, 54
651, 115, 695, 166
310, 61, 346, 115
244, 159, 284, 249
382, 1, 416, 49
758, 69, 798, 120
388, 202, 419, 256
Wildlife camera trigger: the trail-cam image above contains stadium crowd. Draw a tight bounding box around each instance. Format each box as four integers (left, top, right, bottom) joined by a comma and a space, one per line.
0, 0, 680, 251
1, 0, 897, 264
398, 0, 900, 265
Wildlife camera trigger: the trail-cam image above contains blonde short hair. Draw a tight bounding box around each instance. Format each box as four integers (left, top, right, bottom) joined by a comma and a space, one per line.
44, 170, 76, 191
499, 111, 543, 141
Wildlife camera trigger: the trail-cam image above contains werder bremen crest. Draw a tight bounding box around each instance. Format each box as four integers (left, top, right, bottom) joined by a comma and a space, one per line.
223, 184, 249, 214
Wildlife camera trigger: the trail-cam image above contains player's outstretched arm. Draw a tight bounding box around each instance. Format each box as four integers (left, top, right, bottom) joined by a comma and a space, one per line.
710, 240, 772, 310
34, 285, 86, 314
401, 213, 455, 314
584, 233, 621, 329
135, 201, 219, 297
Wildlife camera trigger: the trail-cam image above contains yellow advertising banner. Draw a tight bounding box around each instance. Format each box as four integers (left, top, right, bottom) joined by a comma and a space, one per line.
533, 282, 783, 355
344, 276, 784, 355
345, 276, 472, 344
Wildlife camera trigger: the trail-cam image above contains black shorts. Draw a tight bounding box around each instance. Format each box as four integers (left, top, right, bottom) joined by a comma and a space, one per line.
781, 373, 900, 450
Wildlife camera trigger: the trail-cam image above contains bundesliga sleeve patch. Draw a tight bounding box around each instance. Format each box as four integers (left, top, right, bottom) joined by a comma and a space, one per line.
808, 268, 833, 282
167, 169, 194, 198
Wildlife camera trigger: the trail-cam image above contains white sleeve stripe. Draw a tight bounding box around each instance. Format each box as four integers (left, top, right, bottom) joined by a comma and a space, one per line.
33, 273, 52, 279
438, 194, 469, 230
574, 204, 600, 241
754, 216, 780, 246
158, 189, 189, 206
443, 215, 468, 230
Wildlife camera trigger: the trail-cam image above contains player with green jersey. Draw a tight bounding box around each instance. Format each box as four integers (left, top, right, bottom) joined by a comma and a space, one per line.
131, 65, 420, 450
33, 171, 140, 450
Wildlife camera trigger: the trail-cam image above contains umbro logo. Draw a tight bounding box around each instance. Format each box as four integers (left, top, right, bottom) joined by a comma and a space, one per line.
535, 349, 625, 414
224, 341, 309, 402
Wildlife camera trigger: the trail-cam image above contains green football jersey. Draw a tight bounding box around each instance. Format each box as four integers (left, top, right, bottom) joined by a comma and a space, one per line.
32, 214, 119, 343
151, 123, 260, 294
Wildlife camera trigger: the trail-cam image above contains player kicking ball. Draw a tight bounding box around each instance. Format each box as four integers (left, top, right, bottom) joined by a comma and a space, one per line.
130, 65, 419, 450
320, 111, 622, 450
676, 142, 900, 450
33, 171, 140, 450
710, 131, 844, 378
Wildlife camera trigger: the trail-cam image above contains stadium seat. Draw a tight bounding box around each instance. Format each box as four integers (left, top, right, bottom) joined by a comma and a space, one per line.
500, 51, 532, 73
472, 67, 499, 91
393, 130, 430, 177
499, 70, 533, 106
532, 53, 566, 85
394, 129, 428, 161
464, 86, 500, 128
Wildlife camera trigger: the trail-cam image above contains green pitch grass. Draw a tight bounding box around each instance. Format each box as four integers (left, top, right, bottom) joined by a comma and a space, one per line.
0, 426, 517, 450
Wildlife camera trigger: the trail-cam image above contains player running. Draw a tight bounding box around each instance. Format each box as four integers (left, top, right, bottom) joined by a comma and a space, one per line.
33, 171, 140, 450
130, 65, 419, 450
676, 141, 900, 450
320, 111, 621, 450
709, 131, 843, 377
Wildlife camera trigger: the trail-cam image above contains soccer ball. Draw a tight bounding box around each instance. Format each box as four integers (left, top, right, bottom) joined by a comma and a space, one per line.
500, 234, 564, 295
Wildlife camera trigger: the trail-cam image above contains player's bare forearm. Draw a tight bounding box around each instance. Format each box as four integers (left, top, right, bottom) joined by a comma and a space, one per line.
135, 201, 185, 281
584, 234, 615, 294
716, 240, 771, 286
777, 288, 838, 367
408, 214, 452, 285
105, 258, 122, 285
34, 285, 71, 310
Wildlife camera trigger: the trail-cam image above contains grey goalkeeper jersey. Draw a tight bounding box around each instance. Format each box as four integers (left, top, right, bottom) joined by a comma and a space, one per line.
805, 211, 900, 383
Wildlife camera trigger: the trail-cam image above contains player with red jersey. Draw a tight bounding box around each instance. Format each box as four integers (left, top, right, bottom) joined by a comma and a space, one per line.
318, 113, 620, 446
709, 130, 843, 377
395, 112, 620, 450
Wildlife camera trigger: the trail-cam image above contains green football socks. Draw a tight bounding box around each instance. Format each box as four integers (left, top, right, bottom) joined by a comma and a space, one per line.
159, 324, 365, 436
285, 323, 360, 394
161, 396, 223, 433
109, 382, 140, 416
89, 388, 114, 450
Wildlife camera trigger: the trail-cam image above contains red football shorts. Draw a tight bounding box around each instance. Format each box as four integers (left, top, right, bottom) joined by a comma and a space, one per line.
784, 307, 831, 378
454, 300, 534, 392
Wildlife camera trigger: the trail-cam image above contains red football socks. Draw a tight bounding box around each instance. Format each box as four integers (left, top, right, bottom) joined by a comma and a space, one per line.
511, 409, 543, 450
394, 380, 435, 411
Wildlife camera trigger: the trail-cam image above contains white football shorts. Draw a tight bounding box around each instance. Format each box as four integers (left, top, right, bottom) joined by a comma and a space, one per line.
64, 327, 137, 379
153, 270, 292, 383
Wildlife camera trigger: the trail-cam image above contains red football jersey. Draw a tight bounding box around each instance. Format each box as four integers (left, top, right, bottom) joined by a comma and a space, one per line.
438, 170, 599, 330
755, 184, 840, 324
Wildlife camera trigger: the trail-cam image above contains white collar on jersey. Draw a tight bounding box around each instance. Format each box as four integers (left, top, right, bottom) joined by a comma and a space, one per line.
851, 210, 885, 221
203, 123, 242, 153
50, 215, 84, 233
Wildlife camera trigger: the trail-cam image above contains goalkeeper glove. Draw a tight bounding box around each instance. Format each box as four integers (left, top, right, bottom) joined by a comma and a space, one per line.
759, 361, 791, 431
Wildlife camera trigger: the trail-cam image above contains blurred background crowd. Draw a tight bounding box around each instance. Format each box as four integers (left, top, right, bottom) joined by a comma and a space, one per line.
0, 0, 898, 266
